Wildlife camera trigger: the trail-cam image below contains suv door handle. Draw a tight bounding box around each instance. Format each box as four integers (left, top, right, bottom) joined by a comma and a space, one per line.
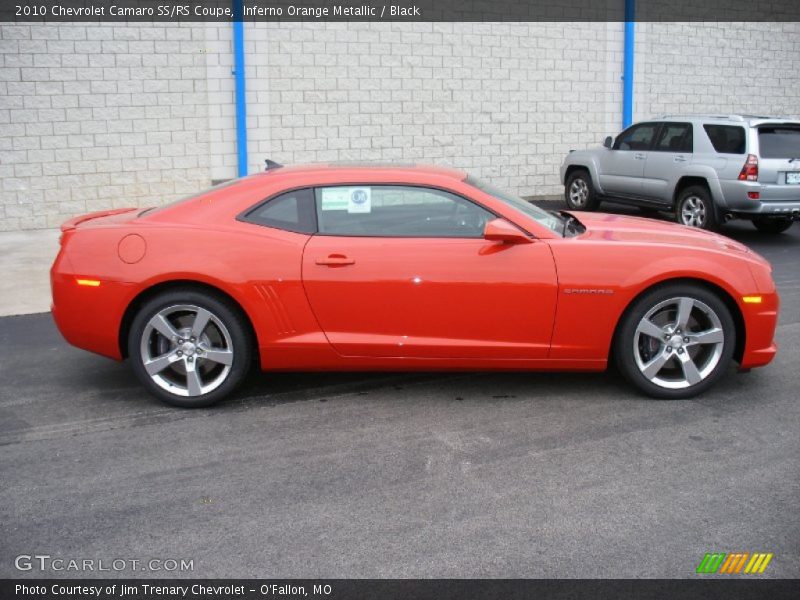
673, 155, 688, 163
315, 254, 355, 267
634, 153, 646, 160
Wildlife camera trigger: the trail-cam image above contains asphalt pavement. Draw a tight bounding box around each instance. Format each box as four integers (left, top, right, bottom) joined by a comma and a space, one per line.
1, 204, 798, 579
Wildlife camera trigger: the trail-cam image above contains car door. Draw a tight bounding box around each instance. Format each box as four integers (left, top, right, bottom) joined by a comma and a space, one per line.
642, 122, 693, 203
301, 184, 558, 360
597, 122, 659, 198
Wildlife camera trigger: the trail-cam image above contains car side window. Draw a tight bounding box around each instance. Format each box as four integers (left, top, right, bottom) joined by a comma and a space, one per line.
243, 188, 317, 234
614, 123, 659, 151
703, 125, 746, 154
314, 185, 494, 238
653, 122, 693, 153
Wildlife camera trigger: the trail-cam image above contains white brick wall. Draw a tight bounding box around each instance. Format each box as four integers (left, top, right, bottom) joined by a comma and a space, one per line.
2, 21, 800, 231
635, 22, 800, 120
206, 22, 622, 195
0, 22, 211, 231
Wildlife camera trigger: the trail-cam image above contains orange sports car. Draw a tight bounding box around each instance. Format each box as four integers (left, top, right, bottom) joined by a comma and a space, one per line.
50, 164, 778, 407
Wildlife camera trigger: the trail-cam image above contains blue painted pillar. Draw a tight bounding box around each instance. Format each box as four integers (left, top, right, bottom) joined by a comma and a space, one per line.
232, 0, 248, 177
622, 0, 635, 128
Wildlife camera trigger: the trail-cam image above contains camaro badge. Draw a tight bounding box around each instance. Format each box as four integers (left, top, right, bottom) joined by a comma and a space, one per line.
563, 288, 615, 295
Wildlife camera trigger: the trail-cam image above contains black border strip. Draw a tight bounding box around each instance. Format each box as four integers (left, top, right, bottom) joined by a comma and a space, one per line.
3, 579, 800, 600
3, 0, 800, 22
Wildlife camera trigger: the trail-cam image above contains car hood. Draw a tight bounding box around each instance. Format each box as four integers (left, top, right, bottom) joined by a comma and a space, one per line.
569, 211, 752, 255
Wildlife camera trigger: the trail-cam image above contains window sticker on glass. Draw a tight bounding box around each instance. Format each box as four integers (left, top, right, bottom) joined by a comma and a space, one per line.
348, 188, 371, 213
320, 187, 371, 213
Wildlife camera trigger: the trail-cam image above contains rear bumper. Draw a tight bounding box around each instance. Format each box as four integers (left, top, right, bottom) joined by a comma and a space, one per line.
719, 180, 800, 216
731, 202, 800, 218
51, 254, 132, 360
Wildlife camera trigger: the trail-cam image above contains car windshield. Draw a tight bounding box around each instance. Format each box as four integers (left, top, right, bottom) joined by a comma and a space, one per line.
466, 176, 565, 235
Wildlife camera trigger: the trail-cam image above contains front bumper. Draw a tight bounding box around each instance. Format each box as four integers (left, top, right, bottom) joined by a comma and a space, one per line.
738, 291, 779, 369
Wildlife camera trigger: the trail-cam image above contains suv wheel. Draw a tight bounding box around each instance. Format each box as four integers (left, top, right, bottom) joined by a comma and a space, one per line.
565, 170, 599, 211
752, 216, 793, 234
676, 185, 717, 230
615, 283, 735, 399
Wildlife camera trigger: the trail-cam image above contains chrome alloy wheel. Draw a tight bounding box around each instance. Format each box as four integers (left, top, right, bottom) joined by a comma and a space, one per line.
633, 297, 725, 390
139, 304, 234, 397
680, 195, 707, 228
569, 178, 589, 207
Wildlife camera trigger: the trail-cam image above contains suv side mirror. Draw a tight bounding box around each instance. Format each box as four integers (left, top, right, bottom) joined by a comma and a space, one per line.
603, 136, 614, 149
483, 218, 532, 244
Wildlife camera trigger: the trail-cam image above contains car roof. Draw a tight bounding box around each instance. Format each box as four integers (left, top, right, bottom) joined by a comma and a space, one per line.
257, 162, 467, 181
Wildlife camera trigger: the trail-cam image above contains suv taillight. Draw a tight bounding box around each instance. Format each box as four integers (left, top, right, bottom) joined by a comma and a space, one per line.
738, 154, 759, 181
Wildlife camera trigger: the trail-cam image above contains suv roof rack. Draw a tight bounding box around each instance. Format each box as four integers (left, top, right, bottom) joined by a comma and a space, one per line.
659, 114, 746, 121
658, 114, 797, 123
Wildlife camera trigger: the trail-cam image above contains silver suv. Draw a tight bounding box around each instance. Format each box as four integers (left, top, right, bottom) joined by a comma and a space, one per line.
560, 115, 800, 233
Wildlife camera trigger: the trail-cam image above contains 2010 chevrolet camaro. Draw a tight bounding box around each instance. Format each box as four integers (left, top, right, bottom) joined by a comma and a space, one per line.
51, 164, 779, 407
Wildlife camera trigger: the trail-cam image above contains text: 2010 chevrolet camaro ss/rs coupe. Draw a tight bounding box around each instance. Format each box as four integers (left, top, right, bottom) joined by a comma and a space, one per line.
51, 164, 779, 407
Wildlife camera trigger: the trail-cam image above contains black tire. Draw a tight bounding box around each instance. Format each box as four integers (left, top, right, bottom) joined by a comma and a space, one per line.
751, 217, 793, 234
675, 185, 718, 230
614, 283, 736, 400
564, 169, 599, 211
128, 288, 253, 408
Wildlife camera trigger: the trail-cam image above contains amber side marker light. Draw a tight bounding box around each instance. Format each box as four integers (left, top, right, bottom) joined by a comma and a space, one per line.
76, 278, 101, 287
742, 295, 762, 304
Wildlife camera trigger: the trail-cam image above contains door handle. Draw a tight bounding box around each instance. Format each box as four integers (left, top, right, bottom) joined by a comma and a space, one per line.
315, 254, 355, 266
674, 156, 687, 163
634, 153, 646, 160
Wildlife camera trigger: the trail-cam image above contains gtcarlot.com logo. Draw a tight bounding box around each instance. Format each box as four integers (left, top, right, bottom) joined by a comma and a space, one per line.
14, 554, 194, 573
696, 552, 773, 574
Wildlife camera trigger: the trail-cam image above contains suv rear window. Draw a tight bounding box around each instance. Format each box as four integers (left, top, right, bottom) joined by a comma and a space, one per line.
703, 125, 746, 154
758, 126, 800, 159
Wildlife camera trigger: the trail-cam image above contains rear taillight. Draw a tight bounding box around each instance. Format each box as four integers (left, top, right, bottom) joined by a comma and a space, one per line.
738, 154, 758, 181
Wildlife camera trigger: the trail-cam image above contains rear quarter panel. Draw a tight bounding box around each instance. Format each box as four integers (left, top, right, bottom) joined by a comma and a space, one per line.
52, 220, 324, 362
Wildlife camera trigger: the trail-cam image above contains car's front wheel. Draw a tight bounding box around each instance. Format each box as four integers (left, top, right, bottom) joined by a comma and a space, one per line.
676, 185, 717, 230
565, 169, 599, 211
751, 216, 793, 234
615, 284, 735, 399
128, 288, 252, 407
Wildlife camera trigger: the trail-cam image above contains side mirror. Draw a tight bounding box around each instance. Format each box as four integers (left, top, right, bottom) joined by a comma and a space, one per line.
483, 218, 532, 244
603, 136, 614, 149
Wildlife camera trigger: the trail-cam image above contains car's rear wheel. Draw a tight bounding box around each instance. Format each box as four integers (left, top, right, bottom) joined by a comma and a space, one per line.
128, 289, 252, 407
615, 284, 735, 399
565, 169, 599, 211
676, 185, 717, 230
751, 216, 793, 234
